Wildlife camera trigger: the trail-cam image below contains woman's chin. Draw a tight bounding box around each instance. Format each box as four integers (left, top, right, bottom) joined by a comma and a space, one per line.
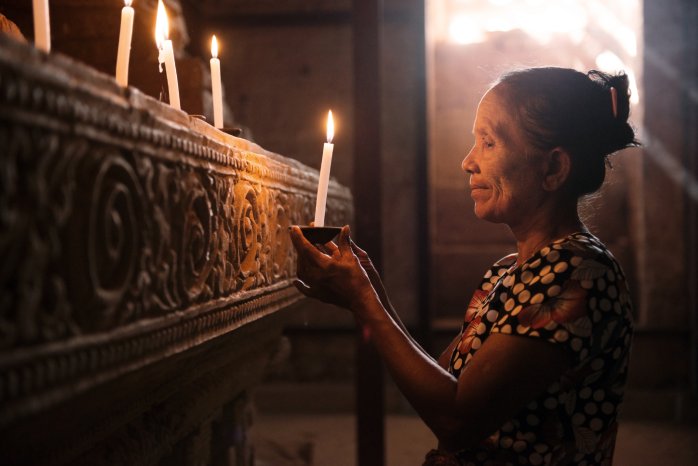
473, 204, 490, 220
473, 205, 504, 224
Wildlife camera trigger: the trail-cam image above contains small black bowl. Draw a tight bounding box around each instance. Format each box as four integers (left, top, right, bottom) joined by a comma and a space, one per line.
222, 127, 243, 136
297, 226, 342, 244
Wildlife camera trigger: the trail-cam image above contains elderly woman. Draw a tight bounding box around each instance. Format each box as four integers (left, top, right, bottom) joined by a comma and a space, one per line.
290, 67, 638, 466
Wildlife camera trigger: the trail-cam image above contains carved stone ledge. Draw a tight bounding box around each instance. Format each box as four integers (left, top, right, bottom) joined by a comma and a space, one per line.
0, 32, 352, 455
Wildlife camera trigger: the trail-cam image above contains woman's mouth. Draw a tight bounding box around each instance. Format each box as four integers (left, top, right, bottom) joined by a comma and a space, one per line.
469, 184, 490, 200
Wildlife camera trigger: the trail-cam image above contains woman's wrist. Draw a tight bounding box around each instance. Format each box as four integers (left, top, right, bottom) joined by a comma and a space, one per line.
348, 281, 383, 316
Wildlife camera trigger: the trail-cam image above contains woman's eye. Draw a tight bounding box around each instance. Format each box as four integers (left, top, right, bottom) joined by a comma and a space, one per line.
483, 139, 495, 149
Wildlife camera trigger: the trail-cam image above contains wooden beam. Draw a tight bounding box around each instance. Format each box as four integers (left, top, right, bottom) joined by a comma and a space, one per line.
352, 0, 385, 465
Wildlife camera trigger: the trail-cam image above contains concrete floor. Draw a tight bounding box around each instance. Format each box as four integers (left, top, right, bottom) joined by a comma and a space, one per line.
251, 414, 698, 466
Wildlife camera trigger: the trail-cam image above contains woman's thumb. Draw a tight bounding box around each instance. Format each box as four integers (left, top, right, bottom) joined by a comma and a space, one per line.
338, 225, 352, 252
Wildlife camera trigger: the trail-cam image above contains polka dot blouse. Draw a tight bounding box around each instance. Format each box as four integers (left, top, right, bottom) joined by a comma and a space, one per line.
448, 232, 633, 466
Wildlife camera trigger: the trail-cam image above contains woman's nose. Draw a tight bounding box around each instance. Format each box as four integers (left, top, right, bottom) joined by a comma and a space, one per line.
462, 146, 478, 173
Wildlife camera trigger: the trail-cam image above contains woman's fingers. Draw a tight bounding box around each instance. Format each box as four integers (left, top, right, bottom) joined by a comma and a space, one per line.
289, 225, 311, 250
294, 279, 348, 308
290, 224, 367, 311
294, 279, 315, 297
323, 241, 339, 255
294, 279, 329, 302
350, 239, 369, 260
338, 225, 352, 254
289, 226, 328, 267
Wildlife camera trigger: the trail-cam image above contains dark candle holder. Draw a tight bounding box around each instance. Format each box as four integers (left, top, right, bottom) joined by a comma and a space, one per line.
297, 226, 342, 244
221, 127, 243, 137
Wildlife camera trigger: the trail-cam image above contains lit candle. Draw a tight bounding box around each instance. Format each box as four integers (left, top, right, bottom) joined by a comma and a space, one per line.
32, 0, 51, 52
314, 110, 335, 227
155, 0, 180, 110
115, 0, 135, 87
210, 35, 223, 128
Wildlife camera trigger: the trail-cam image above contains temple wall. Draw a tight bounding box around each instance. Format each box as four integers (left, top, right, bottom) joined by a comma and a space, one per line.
0, 32, 352, 464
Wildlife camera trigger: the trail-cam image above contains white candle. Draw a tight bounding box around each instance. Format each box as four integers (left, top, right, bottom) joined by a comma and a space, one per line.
155, 0, 180, 110
314, 110, 335, 227
32, 0, 51, 52
210, 35, 223, 128
162, 41, 180, 109
115, 0, 135, 87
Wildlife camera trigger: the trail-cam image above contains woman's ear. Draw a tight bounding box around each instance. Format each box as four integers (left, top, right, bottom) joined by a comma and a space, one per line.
542, 148, 572, 191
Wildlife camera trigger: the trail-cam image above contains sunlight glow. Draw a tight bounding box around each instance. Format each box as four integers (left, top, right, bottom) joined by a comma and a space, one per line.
588, 0, 637, 56
449, 15, 486, 44
445, 0, 637, 54
595, 50, 640, 105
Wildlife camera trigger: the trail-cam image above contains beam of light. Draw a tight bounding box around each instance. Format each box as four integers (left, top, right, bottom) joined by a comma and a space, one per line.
445, 0, 637, 54
448, 0, 589, 47
645, 45, 698, 105
642, 128, 698, 203
587, 0, 637, 57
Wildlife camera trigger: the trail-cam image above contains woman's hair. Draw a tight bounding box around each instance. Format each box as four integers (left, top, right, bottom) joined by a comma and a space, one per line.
493, 67, 640, 197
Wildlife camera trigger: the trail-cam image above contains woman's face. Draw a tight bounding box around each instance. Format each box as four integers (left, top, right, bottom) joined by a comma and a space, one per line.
462, 88, 546, 226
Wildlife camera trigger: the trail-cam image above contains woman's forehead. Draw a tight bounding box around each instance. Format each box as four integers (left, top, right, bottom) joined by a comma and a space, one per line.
474, 90, 519, 143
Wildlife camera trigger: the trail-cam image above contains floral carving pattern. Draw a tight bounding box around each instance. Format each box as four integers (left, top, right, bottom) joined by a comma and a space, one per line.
0, 37, 353, 426
0, 127, 348, 340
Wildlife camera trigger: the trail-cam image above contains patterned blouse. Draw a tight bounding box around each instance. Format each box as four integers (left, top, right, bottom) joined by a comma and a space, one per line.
447, 232, 633, 466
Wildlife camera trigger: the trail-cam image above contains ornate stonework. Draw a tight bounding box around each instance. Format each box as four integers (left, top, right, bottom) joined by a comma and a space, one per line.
0, 33, 352, 443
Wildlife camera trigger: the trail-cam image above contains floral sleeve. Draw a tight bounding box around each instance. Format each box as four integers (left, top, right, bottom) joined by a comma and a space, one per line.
447, 254, 516, 376
490, 234, 630, 366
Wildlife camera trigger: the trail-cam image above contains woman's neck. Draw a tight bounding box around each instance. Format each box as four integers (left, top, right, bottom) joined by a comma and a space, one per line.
510, 202, 585, 265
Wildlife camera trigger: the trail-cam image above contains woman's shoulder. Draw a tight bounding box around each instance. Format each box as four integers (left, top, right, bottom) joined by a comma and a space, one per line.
512, 231, 627, 296
548, 232, 626, 280
494, 231, 633, 364
553, 231, 615, 256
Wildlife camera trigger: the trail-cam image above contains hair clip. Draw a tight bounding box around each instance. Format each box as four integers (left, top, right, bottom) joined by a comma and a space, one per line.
609, 87, 618, 118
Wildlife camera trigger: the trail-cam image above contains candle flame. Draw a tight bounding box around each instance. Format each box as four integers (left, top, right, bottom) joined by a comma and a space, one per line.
211, 35, 218, 58
124, 0, 133, 7
326, 110, 334, 143
155, 0, 169, 49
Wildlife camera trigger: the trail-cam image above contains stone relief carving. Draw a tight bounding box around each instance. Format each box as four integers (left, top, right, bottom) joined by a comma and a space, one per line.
0, 37, 352, 426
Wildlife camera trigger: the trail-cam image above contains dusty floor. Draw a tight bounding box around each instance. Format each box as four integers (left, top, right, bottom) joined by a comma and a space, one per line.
251, 414, 698, 466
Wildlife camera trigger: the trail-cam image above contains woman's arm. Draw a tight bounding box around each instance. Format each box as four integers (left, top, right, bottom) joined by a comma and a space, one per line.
348, 240, 433, 359
353, 289, 571, 451
290, 226, 571, 450
305, 235, 433, 360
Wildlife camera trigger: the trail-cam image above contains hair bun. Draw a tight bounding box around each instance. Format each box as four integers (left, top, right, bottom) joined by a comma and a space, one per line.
587, 71, 639, 157
495, 67, 639, 198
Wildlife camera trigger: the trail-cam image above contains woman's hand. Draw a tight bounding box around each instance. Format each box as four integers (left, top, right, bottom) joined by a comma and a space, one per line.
289, 225, 376, 311
348, 239, 388, 305
349, 239, 378, 276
